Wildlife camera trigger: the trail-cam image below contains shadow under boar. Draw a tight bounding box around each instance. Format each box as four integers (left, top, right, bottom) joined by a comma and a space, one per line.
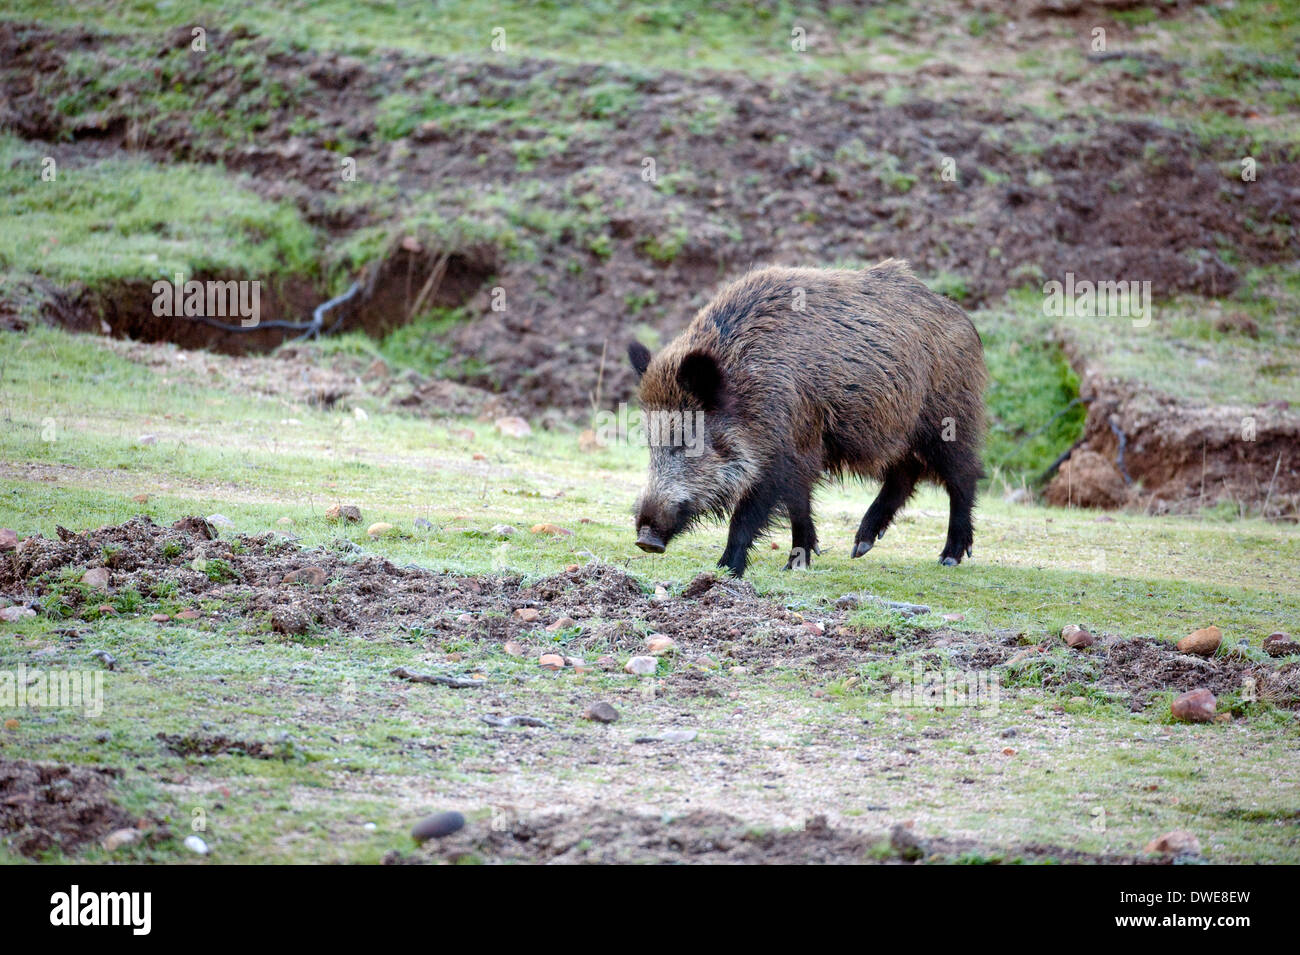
627, 259, 988, 577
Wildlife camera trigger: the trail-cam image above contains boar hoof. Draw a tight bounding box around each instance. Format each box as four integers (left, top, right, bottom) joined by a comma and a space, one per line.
940, 556, 959, 567
850, 539, 873, 558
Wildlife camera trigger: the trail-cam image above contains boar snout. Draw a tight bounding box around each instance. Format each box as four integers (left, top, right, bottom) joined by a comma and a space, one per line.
635, 526, 666, 553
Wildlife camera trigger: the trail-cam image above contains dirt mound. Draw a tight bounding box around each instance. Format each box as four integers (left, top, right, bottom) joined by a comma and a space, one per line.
1057, 351, 1300, 517
385, 806, 1149, 864
0, 758, 136, 858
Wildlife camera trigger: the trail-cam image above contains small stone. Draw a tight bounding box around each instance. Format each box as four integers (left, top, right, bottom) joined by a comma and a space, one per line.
183, 834, 210, 855
411, 811, 465, 843
642, 634, 675, 656
729, 666, 749, 676
456, 613, 475, 625
546, 617, 577, 632
494, 416, 532, 439
81, 567, 111, 589
941, 613, 965, 623
565, 564, 581, 574
1144, 829, 1200, 856
514, 607, 541, 623
283, 567, 327, 587
502, 641, 525, 657
132, 493, 150, 504
1062, 624, 1094, 649
596, 654, 618, 670
804, 620, 826, 635
0, 529, 16, 551
3, 718, 18, 730
206, 513, 234, 529
538, 653, 565, 670
413, 518, 433, 530
0, 606, 35, 622
103, 828, 141, 851
490, 524, 517, 538
625, 655, 658, 675
530, 523, 572, 536
139, 434, 158, 446
271, 606, 310, 635
276, 516, 295, 526
584, 701, 619, 723
176, 609, 201, 620
325, 504, 362, 523
366, 522, 395, 538
661, 729, 697, 743
1263, 632, 1300, 657
653, 585, 669, 601
96, 604, 116, 616
1171, 688, 1216, 723
1000, 728, 1019, 738
353, 407, 368, 421
1177, 626, 1221, 657
150, 613, 170, 623
1001, 747, 1016, 756
472, 452, 487, 461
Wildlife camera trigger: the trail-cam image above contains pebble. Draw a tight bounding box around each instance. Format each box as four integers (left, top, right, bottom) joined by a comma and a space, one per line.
1171, 688, 1216, 723
283, 566, 327, 586
1144, 829, 1200, 856
625, 656, 658, 675
276, 516, 294, 526
0, 528, 17, 551
413, 518, 433, 530
132, 493, 150, 504
366, 522, 395, 538
325, 504, 362, 523
411, 811, 465, 843
546, 617, 577, 632
1176, 626, 1221, 657
1061, 624, 1094, 649
81, 567, 111, 589
490, 524, 517, 538
941, 613, 965, 623
456, 613, 474, 625
530, 523, 573, 536
514, 607, 541, 623
150, 613, 170, 623
660, 729, 698, 743
494, 416, 532, 439
0, 606, 35, 622
103, 828, 141, 851
565, 564, 581, 573
206, 513, 234, 529
538, 653, 565, 670
138, 434, 158, 446
176, 609, 201, 621
96, 604, 116, 616
584, 701, 619, 723
182, 834, 210, 855
595, 654, 618, 670
1263, 632, 1298, 658
502, 641, 525, 657
646, 634, 676, 655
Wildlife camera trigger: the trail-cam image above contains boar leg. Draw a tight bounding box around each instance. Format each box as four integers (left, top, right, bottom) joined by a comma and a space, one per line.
784, 488, 819, 570
934, 445, 980, 566
718, 486, 779, 577
851, 458, 921, 558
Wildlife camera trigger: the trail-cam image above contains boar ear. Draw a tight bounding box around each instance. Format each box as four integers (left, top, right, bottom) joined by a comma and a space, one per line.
677, 350, 725, 411
627, 341, 652, 379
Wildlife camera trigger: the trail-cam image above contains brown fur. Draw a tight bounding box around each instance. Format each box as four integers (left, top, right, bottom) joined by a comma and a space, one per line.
631, 259, 988, 576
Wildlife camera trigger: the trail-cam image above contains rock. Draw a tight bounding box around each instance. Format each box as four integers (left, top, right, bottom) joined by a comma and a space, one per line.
1177, 625, 1221, 657
131, 494, 149, 504
472, 453, 487, 461
566, 564, 581, 574
411, 811, 465, 843
176, 609, 201, 620
0, 606, 35, 622
834, 595, 859, 610
138, 434, 158, 446
353, 407, 368, 421
538, 653, 565, 670
646, 634, 676, 655
804, 620, 826, 635
271, 606, 310, 635
206, 513, 234, 529
530, 523, 572, 536
546, 617, 577, 632
283, 567, 327, 586
941, 613, 965, 623
1263, 632, 1300, 657
276, 516, 294, 526
494, 416, 532, 439
366, 522, 395, 538
183, 834, 210, 855
660, 729, 697, 743
584, 701, 619, 723
625, 656, 658, 675
1144, 829, 1201, 856
490, 524, 517, 538
1171, 688, 1216, 723
0, 529, 17, 551
1002, 487, 1032, 505
455, 613, 474, 625
1061, 624, 1094, 649
1044, 449, 1129, 509
96, 604, 116, 616
514, 607, 541, 623
502, 641, 525, 657
103, 828, 141, 851
596, 655, 618, 670
150, 613, 170, 623
413, 518, 433, 530
81, 567, 111, 589
325, 504, 362, 523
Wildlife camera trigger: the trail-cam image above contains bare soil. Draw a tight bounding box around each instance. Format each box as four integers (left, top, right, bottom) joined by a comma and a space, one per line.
0, 757, 138, 858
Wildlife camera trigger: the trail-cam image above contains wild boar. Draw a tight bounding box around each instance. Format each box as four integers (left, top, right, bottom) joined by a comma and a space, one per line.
627, 259, 987, 577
